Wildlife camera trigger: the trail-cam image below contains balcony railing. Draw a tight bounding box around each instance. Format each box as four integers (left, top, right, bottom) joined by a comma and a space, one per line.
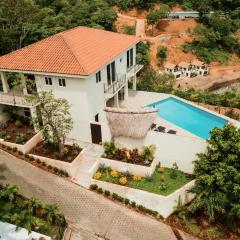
104, 74, 127, 96
0, 92, 33, 107
127, 64, 144, 77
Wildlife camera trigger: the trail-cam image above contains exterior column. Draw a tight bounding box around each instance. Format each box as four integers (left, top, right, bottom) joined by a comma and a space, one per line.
124, 81, 128, 100
0, 72, 10, 93
114, 93, 119, 107
20, 74, 28, 95
132, 75, 137, 91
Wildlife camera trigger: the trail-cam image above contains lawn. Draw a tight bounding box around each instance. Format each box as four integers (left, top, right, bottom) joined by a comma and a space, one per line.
98, 167, 193, 196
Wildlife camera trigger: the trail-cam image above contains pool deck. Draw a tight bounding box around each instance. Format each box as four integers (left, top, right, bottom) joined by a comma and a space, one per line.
120, 90, 240, 139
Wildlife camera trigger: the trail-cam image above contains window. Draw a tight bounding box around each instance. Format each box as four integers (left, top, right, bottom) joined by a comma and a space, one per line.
45, 77, 52, 85
59, 78, 66, 87
95, 114, 99, 122
107, 61, 116, 85
127, 48, 134, 68
23, 108, 31, 117
96, 71, 101, 83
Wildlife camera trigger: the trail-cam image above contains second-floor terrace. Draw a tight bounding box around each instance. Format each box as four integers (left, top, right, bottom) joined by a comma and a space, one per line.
0, 72, 37, 108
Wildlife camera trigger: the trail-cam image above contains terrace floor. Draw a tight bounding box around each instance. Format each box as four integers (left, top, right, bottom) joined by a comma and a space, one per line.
121, 90, 198, 139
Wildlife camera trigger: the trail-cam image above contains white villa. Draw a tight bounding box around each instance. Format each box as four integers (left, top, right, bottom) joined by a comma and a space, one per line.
0, 26, 143, 144
164, 63, 181, 79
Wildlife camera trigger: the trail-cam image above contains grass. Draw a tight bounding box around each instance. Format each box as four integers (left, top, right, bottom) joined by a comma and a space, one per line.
98, 168, 192, 196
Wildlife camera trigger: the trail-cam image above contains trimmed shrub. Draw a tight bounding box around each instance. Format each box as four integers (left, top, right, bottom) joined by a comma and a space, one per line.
12, 147, 17, 152
97, 188, 103, 194
6, 146, 12, 151
112, 193, 119, 200
29, 156, 35, 161
47, 165, 53, 170
131, 201, 136, 208
104, 190, 110, 196
36, 159, 41, 164
18, 150, 23, 155
93, 172, 102, 180
90, 184, 98, 191
124, 198, 130, 205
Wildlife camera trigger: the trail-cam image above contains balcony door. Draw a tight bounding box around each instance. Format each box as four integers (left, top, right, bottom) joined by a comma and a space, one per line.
107, 61, 116, 86
127, 48, 133, 69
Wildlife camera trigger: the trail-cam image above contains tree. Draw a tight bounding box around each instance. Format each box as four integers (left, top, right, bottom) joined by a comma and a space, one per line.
157, 46, 168, 65
27, 91, 73, 157
147, 4, 170, 35
138, 67, 176, 93
188, 125, 240, 228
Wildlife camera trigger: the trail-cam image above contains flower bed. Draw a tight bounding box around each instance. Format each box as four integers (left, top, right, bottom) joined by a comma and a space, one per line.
91, 164, 195, 218
102, 141, 156, 167
0, 121, 35, 144
30, 142, 82, 162
94, 163, 192, 196
0, 144, 69, 178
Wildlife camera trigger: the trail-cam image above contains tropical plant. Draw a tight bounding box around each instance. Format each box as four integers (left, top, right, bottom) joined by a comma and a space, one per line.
16, 133, 26, 144
188, 125, 240, 228
0, 184, 18, 202
103, 141, 116, 157
43, 204, 60, 224
141, 144, 156, 164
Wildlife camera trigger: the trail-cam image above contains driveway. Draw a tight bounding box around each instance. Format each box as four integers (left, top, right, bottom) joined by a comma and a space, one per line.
0, 151, 196, 240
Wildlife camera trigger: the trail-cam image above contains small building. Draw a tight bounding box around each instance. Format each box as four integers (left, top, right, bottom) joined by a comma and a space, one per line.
168, 11, 200, 19
164, 63, 181, 79
191, 60, 209, 76
178, 61, 192, 77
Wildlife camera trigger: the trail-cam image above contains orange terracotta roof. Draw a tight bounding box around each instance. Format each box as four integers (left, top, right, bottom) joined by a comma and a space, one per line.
0, 26, 140, 76
164, 62, 176, 69
178, 61, 190, 68
191, 60, 205, 67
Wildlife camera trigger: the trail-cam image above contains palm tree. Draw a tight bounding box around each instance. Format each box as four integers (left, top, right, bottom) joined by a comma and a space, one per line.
25, 197, 43, 215
0, 184, 18, 202
43, 203, 60, 224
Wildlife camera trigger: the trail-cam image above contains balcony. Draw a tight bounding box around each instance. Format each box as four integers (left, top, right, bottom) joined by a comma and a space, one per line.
0, 91, 34, 107
104, 74, 127, 99
127, 64, 144, 78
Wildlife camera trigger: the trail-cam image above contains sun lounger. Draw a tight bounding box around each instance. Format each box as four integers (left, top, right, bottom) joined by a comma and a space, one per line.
167, 130, 177, 134
150, 123, 157, 130
155, 126, 166, 132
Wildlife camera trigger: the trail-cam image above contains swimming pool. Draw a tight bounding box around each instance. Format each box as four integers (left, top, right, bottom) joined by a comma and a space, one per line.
148, 97, 228, 139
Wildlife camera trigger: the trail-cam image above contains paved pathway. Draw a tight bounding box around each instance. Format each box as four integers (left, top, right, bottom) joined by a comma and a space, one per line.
0, 151, 174, 240
0, 151, 196, 240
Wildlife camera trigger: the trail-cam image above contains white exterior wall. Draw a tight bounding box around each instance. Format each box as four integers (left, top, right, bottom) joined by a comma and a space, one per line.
34, 45, 137, 143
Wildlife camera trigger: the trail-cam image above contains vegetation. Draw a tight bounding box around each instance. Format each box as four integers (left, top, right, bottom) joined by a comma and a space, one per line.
136, 41, 151, 66
146, 4, 170, 35
189, 125, 240, 228
138, 68, 176, 93
0, 184, 66, 238
102, 141, 156, 166
122, 24, 136, 35
137, 68, 240, 109
27, 91, 73, 157
0, 0, 117, 55
157, 46, 168, 65
94, 163, 192, 196
182, 12, 240, 63
170, 125, 240, 239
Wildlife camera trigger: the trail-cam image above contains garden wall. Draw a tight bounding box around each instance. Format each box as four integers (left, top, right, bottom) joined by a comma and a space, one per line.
115, 132, 207, 174
0, 132, 43, 154
92, 179, 195, 218
97, 157, 159, 176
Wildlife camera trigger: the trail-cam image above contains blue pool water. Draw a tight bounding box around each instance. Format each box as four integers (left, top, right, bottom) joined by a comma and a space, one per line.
148, 97, 228, 139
